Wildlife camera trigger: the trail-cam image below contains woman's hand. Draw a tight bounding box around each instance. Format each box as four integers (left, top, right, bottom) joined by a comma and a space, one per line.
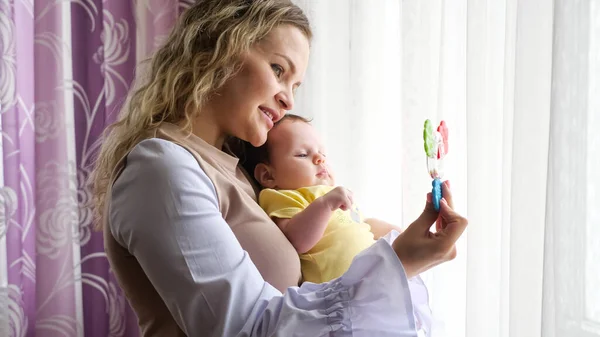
392, 181, 468, 278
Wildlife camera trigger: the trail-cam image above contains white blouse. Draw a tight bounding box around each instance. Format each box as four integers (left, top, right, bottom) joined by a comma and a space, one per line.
109, 139, 432, 336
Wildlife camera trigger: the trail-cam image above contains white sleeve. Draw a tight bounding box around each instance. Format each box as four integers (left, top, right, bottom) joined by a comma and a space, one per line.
109, 138, 431, 337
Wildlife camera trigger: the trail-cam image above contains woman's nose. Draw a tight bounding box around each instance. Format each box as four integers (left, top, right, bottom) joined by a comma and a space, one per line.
275, 90, 294, 111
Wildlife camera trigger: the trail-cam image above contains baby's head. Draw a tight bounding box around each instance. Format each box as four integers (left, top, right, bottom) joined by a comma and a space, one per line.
250, 114, 335, 190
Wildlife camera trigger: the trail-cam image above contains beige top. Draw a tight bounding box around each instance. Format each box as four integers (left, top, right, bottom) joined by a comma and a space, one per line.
103, 123, 301, 336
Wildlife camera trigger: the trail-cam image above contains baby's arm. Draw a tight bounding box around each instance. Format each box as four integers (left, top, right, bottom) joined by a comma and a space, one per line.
275, 186, 353, 254
364, 218, 404, 239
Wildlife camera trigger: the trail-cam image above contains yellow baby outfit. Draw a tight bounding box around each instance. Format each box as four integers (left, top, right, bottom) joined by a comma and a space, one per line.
259, 185, 375, 283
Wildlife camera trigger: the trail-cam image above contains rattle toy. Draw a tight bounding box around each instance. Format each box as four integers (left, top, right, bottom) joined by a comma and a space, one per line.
423, 119, 448, 211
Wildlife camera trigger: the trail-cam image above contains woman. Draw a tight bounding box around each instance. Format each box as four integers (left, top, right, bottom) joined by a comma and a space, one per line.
90, 0, 468, 336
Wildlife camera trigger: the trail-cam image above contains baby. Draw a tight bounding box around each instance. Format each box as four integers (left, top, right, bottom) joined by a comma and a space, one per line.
249, 114, 401, 284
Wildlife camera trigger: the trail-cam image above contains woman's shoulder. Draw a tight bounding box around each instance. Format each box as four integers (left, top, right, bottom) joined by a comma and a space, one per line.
130, 137, 192, 161
110, 138, 219, 234
117, 138, 216, 194
126, 138, 201, 173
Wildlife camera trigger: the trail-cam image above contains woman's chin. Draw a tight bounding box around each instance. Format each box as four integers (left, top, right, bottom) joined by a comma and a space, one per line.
248, 132, 268, 147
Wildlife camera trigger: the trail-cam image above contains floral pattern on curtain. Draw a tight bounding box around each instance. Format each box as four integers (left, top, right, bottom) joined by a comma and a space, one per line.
0, 1, 193, 336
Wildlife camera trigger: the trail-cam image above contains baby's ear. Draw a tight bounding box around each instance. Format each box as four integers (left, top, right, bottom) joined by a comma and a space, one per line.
254, 163, 277, 189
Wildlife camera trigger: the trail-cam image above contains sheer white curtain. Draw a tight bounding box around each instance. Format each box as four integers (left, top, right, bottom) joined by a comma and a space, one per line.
542, 1, 600, 337
293, 1, 600, 336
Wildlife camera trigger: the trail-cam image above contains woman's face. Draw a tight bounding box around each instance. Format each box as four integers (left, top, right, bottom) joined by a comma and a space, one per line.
208, 25, 310, 148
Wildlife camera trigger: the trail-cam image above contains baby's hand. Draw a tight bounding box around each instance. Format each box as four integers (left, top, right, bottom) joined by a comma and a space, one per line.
322, 186, 354, 211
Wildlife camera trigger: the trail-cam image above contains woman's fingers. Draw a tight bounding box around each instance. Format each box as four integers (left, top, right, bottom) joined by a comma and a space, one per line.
393, 186, 468, 277
403, 193, 438, 233
436, 180, 453, 231
437, 198, 468, 248
441, 180, 454, 209
436, 217, 443, 232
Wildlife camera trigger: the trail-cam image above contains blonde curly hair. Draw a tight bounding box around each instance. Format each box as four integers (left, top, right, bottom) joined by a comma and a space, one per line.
89, 0, 311, 229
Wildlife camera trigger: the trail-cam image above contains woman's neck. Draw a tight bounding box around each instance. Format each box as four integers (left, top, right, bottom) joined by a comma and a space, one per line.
189, 112, 226, 150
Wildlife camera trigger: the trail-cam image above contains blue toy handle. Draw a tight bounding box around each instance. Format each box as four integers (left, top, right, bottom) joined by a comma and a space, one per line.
432, 178, 442, 211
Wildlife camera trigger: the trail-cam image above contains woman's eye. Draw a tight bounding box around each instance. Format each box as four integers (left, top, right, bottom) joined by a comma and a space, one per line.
271, 64, 284, 77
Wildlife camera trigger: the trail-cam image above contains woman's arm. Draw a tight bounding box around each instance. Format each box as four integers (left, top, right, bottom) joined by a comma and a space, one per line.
110, 139, 426, 336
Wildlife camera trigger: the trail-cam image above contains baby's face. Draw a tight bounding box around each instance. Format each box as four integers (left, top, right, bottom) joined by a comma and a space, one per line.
265, 120, 335, 190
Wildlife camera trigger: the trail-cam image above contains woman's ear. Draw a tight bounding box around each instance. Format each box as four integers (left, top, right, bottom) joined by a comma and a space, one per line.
254, 163, 277, 189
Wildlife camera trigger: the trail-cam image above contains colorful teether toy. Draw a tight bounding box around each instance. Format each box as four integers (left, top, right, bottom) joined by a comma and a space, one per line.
423, 119, 449, 211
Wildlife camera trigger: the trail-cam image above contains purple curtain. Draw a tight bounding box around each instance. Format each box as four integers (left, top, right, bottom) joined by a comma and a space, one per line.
1, 1, 194, 336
